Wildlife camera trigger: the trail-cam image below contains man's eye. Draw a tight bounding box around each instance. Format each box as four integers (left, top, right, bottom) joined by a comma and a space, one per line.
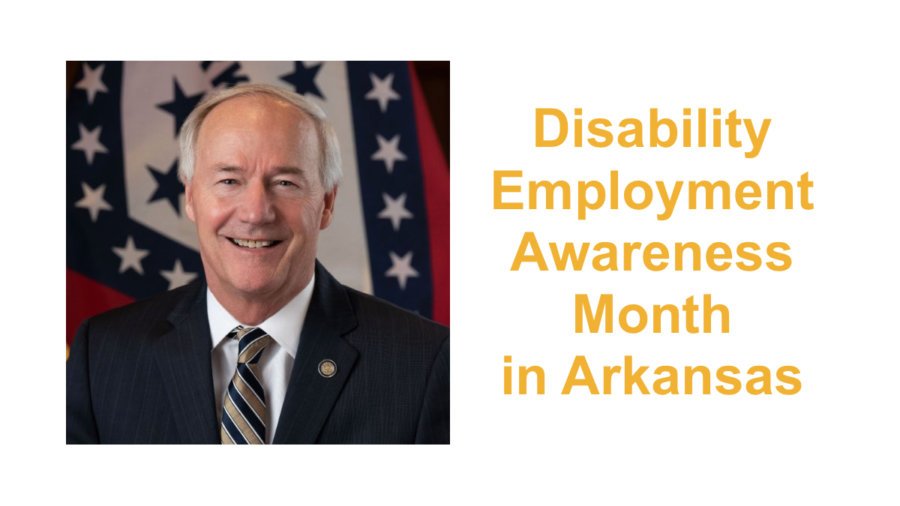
219, 179, 237, 185
276, 180, 297, 187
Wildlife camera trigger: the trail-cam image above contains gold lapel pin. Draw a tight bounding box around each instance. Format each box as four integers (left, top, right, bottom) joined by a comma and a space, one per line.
318, 359, 337, 378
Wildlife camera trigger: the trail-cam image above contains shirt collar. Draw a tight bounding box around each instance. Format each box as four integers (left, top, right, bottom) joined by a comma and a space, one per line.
207, 274, 315, 359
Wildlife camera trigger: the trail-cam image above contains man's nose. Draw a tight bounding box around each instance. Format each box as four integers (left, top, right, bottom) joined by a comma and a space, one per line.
238, 180, 276, 224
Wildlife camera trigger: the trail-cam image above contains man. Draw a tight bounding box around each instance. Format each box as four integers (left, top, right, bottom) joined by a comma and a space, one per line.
66, 84, 450, 444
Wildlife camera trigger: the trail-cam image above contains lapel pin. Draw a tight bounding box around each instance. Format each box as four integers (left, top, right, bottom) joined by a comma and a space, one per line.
318, 359, 337, 378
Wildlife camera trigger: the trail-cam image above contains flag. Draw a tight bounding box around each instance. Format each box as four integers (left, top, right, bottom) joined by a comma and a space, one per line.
67, 61, 450, 350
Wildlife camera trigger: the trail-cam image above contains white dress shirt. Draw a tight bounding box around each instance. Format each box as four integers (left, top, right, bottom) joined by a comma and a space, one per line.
207, 274, 314, 443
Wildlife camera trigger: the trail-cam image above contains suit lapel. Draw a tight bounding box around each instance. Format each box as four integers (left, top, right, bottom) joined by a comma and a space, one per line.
154, 281, 219, 444
274, 262, 359, 444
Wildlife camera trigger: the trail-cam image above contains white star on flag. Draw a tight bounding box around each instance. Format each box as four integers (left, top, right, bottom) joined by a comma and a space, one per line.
112, 236, 150, 275
75, 63, 108, 104
385, 251, 419, 290
365, 73, 401, 113
371, 134, 407, 174
71, 124, 108, 165
74, 182, 113, 222
377, 192, 414, 231
160, 259, 198, 290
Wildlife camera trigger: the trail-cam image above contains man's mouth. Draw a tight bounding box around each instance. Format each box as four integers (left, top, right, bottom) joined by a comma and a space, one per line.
228, 237, 282, 249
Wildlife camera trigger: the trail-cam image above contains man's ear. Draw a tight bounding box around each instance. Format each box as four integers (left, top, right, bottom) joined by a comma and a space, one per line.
320, 186, 338, 230
183, 176, 196, 222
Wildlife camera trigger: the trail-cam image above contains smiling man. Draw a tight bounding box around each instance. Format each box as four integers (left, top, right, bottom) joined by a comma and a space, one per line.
67, 84, 450, 444
187, 92, 334, 326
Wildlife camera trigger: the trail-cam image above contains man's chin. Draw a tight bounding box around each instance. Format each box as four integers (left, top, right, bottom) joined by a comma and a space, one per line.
208, 265, 312, 308
210, 271, 282, 299
229, 281, 282, 300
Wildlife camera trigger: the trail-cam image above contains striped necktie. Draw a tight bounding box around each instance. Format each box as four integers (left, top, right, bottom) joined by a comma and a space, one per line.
220, 325, 273, 444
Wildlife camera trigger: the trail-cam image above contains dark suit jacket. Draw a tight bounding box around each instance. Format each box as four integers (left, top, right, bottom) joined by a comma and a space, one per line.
67, 261, 449, 444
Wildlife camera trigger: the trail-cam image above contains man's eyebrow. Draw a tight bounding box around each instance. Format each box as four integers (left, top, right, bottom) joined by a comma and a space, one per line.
209, 165, 309, 179
272, 166, 312, 183
212, 164, 243, 173
272, 166, 304, 176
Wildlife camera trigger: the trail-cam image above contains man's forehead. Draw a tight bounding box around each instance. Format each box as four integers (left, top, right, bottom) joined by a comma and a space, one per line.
195, 94, 320, 158
202, 94, 312, 129
193, 93, 322, 177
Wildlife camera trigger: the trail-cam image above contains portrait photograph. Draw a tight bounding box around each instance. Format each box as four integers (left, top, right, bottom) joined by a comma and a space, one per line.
66, 61, 450, 444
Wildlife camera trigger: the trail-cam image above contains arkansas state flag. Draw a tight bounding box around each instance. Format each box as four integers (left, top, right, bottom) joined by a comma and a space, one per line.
67, 61, 449, 351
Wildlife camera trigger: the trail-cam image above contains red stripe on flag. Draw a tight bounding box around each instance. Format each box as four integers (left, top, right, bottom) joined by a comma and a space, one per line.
67, 269, 134, 345
408, 62, 450, 326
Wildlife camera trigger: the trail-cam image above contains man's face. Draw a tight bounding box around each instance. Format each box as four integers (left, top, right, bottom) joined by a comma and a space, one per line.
185, 95, 335, 309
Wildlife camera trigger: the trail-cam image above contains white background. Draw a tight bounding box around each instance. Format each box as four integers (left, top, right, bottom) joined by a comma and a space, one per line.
3, 1, 899, 504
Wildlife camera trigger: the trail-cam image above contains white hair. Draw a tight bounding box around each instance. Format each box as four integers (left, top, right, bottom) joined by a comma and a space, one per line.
178, 83, 342, 191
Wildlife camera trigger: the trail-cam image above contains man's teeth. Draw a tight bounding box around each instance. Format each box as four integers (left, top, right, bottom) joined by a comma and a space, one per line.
232, 238, 274, 249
